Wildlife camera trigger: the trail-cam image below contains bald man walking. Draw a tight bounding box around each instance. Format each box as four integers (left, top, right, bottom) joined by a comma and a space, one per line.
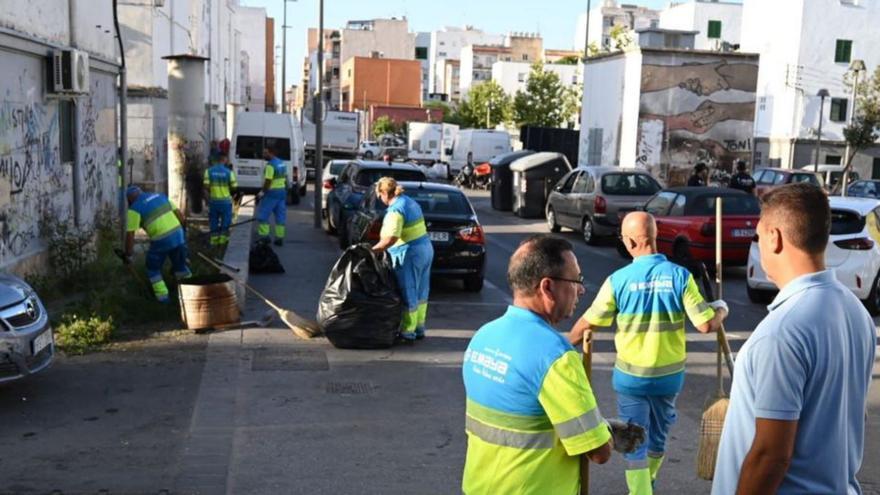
569, 212, 729, 495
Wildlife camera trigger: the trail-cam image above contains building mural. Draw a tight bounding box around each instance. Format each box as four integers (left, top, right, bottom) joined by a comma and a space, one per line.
636, 54, 758, 185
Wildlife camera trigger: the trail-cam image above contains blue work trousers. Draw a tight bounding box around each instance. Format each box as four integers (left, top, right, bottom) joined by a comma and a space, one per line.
256, 194, 286, 240
390, 238, 434, 337
145, 243, 191, 302
208, 200, 233, 244
617, 392, 678, 467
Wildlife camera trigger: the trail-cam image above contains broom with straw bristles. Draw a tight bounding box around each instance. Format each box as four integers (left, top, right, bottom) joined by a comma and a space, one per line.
696, 196, 736, 480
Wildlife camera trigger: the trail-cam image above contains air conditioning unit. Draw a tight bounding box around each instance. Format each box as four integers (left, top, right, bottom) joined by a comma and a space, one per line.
50, 48, 89, 94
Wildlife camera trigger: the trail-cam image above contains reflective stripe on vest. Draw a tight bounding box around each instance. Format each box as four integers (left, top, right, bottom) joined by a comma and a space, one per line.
400, 218, 428, 243
465, 399, 555, 450
142, 202, 182, 241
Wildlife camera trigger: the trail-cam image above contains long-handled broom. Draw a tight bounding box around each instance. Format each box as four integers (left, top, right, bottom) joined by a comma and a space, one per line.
696, 197, 736, 480
580, 329, 594, 495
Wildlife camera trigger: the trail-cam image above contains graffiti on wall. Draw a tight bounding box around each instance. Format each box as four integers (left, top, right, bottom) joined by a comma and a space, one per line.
638, 56, 758, 185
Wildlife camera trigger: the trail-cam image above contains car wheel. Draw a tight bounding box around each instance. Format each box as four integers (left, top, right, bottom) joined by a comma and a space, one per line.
673, 238, 691, 262
746, 285, 775, 305
864, 271, 880, 316
322, 209, 337, 235
546, 207, 561, 233
364, 151, 373, 159
582, 217, 598, 245
464, 275, 484, 292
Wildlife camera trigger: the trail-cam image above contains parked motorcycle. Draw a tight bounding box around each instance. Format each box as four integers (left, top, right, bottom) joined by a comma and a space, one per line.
473, 163, 492, 190
454, 164, 475, 189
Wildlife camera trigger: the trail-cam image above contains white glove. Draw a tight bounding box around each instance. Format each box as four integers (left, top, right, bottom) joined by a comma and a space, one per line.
708, 300, 729, 318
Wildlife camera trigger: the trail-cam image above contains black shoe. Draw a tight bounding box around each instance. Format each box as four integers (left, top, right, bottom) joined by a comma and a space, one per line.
273, 239, 283, 247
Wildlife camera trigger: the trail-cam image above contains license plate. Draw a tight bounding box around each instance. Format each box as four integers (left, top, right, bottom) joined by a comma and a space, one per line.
428, 231, 449, 242
32, 330, 52, 356
733, 228, 756, 238
238, 167, 259, 176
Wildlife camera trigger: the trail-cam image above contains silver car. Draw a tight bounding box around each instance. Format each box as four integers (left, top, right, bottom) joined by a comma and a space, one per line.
545, 166, 662, 244
0, 273, 53, 384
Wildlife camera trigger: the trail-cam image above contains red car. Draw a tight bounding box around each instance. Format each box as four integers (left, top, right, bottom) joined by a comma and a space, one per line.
639, 187, 760, 266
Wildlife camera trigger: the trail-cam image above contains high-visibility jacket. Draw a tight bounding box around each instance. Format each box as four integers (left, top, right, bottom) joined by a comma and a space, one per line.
462, 306, 612, 495
381, 194, 428, 249
126, 192, 184, 251
583, 253, 715, 395
263, 157, 287, 199
203, 164, 238, 203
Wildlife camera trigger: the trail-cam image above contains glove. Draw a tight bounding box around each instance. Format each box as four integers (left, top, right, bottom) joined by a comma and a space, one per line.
708, 299, 729, 318
606, 419, 646, 454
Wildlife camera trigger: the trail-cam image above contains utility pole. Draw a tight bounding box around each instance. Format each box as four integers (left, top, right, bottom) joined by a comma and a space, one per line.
842, 59, 866, 196
112, 0, 127, 244
583, 0, 592, 58
813, 88, 829, 173
282, 0, 297, 113
313, 0, 324, 227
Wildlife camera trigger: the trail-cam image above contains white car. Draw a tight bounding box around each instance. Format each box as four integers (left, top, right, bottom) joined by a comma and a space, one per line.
358, 141, 381, 159
747, 196, 880, 314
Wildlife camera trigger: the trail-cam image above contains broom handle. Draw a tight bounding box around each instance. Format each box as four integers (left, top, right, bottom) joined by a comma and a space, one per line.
715, 198, 724, 396
580, 330, 593, 495
196, 252, 285, 313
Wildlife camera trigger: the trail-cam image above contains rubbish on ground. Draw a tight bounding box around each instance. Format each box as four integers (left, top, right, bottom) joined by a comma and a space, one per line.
249, 241, 285, 273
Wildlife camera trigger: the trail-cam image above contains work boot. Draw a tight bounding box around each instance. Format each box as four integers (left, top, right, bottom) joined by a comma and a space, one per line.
396, 332, 417, 345
273, 238, 283, 247
415, 327, 426, 340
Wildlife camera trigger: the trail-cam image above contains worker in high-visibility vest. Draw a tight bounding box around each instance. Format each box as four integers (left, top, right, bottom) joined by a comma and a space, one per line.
203, 153, 238, 245
569, 211, 728, 495
256, 146, 287, 246
371, 177, 434, 341
124, 186, 191, 303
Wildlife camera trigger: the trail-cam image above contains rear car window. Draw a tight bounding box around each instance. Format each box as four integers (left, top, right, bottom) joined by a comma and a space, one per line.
686, 195, 760, 216
790, 173, 819, 186
329, 162, 347, 175
830, 209, 866, 235
355, 169, 426, 187
235, 136, 291, 160
405, 190, 471, 215
601, 173, 660, 195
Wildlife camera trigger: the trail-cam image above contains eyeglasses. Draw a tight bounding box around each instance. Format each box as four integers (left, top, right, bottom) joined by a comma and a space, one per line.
548, 274, 585, 287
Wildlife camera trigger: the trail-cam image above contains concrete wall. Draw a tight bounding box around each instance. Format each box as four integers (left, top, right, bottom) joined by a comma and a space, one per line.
416, 32, 430, 101
340, 19, 414, 67
579, 54, 628, 166
342, 57, 422, 112
575, 4, 660, 50
659, 1, 742, 50
236, 6, 267, 112
0, 0, 69, 47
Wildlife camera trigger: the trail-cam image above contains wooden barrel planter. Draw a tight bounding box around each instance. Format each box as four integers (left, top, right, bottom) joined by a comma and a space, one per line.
178, 274, 240, 331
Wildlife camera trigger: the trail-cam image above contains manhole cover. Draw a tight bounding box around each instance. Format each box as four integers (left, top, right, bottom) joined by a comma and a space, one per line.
326, 381, 373, 395
251, 348, 329, 371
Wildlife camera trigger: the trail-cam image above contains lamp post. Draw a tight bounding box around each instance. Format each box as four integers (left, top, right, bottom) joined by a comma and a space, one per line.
281, 0, 297, 113
313, 0, 324, 227
842, 59, 866, 196
813, 88, 829, 173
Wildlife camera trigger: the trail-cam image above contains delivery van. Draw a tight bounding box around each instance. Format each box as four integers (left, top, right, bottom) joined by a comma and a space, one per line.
230, 112, 306, 204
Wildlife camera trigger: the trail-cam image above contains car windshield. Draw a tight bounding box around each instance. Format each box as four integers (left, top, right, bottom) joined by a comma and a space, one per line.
686, 195, 761, 216
355, 169, 426, 187
601, 173, 660, 195
830, 209, 865, 235
235, 136, 291, 160
372, 189, 471, 215
328, 162, 347, 175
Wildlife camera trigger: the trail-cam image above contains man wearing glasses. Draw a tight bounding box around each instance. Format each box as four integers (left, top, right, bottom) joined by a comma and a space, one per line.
462, 235, 621, 494
569, 211, 729, 495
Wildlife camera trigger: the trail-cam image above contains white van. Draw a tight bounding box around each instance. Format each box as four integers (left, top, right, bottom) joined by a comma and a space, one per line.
448, 129, 512, 173
408, 122, 460, 163
230, 112, 306, 203
799, 164, 860, 191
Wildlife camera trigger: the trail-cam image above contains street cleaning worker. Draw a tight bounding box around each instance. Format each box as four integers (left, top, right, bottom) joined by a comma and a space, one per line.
256, 145, 287, 246
203, 153, 238, 245
124, 186, 191, 303
568, 211, 728, 495
463, 235, 627, 494
371, 177, 434, 341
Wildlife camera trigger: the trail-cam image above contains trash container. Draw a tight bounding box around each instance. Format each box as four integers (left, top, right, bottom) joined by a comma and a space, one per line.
510, 152, 572, 219
490, 150, 536, 211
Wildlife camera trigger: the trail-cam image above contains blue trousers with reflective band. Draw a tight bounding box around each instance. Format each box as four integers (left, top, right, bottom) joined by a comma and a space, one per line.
145, 243, 191, 302
390, 237, 433, 337
209, 201, 233, 243
256, 194, 286, 239
617, 392, 678, 465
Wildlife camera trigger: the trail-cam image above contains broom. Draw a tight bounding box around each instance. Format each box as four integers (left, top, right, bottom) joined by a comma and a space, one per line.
696, 196, 735, 480
580, 329, 594, 495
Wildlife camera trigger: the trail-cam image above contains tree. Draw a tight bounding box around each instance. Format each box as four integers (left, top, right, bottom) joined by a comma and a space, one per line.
513, 62, 579, 128
424, 100, 464, 125
372, 116, 397, 138
608, 24, 634, 51
556, 55, 580, 65
850, 66, 880, 123
457, 80, 512, 129
839, 115, 880, 193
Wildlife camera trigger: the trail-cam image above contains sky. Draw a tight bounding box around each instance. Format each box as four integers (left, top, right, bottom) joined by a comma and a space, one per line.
241, 0, 671, 100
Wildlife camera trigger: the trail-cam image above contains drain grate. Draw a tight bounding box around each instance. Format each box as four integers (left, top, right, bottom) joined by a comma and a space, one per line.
326, 381, 374, 395
251, 348, 329, 371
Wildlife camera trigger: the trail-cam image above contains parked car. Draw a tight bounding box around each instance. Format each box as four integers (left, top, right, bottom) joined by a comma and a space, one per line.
320, 159, 351, 233
0, 273, 54, 384
800, 164, 860, 192
325, 160, 427, 245
638, 187, 760, 266
846, 179, 880, 199
344, 181, 486, 291
753, 167, 822, 198
747, 196, 880, 313
230, 111, 307, 203
358, 140, 381, 159
546, 166, 661, 244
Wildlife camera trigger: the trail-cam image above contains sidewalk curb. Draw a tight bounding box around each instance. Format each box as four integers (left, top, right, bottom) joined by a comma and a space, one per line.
224, 198, 254, 311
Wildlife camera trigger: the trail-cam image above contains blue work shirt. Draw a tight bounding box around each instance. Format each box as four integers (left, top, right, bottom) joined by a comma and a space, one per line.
712, 270, 876, 495
263, 157, 287, 200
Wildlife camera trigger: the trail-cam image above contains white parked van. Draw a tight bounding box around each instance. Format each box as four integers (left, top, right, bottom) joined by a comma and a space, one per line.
408, 122, 459, 163
448, 129, 512, 173
230, 112, 306, 203
799, 164, 860, 191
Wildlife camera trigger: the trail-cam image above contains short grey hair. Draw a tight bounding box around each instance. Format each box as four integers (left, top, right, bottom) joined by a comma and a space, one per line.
508, 235, 573, 295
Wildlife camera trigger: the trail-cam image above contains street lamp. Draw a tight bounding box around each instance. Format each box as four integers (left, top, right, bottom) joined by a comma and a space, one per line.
813, 88, 829, 173
313, 0, 324, 228
842, 59, 866, 196
281, 0, 297, 114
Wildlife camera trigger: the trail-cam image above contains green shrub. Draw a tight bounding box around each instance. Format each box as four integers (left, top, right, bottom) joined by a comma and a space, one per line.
54, 314, 115, 355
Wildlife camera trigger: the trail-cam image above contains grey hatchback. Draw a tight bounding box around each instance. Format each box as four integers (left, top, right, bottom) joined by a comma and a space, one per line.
0, 273, 53, 384
545, 166, 661, 244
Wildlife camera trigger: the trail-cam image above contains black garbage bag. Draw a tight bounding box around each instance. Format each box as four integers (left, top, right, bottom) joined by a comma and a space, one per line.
317, 244, 403, 349
249, 241, 285, 273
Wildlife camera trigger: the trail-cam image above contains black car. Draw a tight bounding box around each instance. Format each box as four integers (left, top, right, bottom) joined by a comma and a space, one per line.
325, 160, 427, 247
344, 181, 486, 291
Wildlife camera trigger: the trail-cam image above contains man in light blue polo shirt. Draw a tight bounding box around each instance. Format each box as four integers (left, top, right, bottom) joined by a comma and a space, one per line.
712, 183, 876, 494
